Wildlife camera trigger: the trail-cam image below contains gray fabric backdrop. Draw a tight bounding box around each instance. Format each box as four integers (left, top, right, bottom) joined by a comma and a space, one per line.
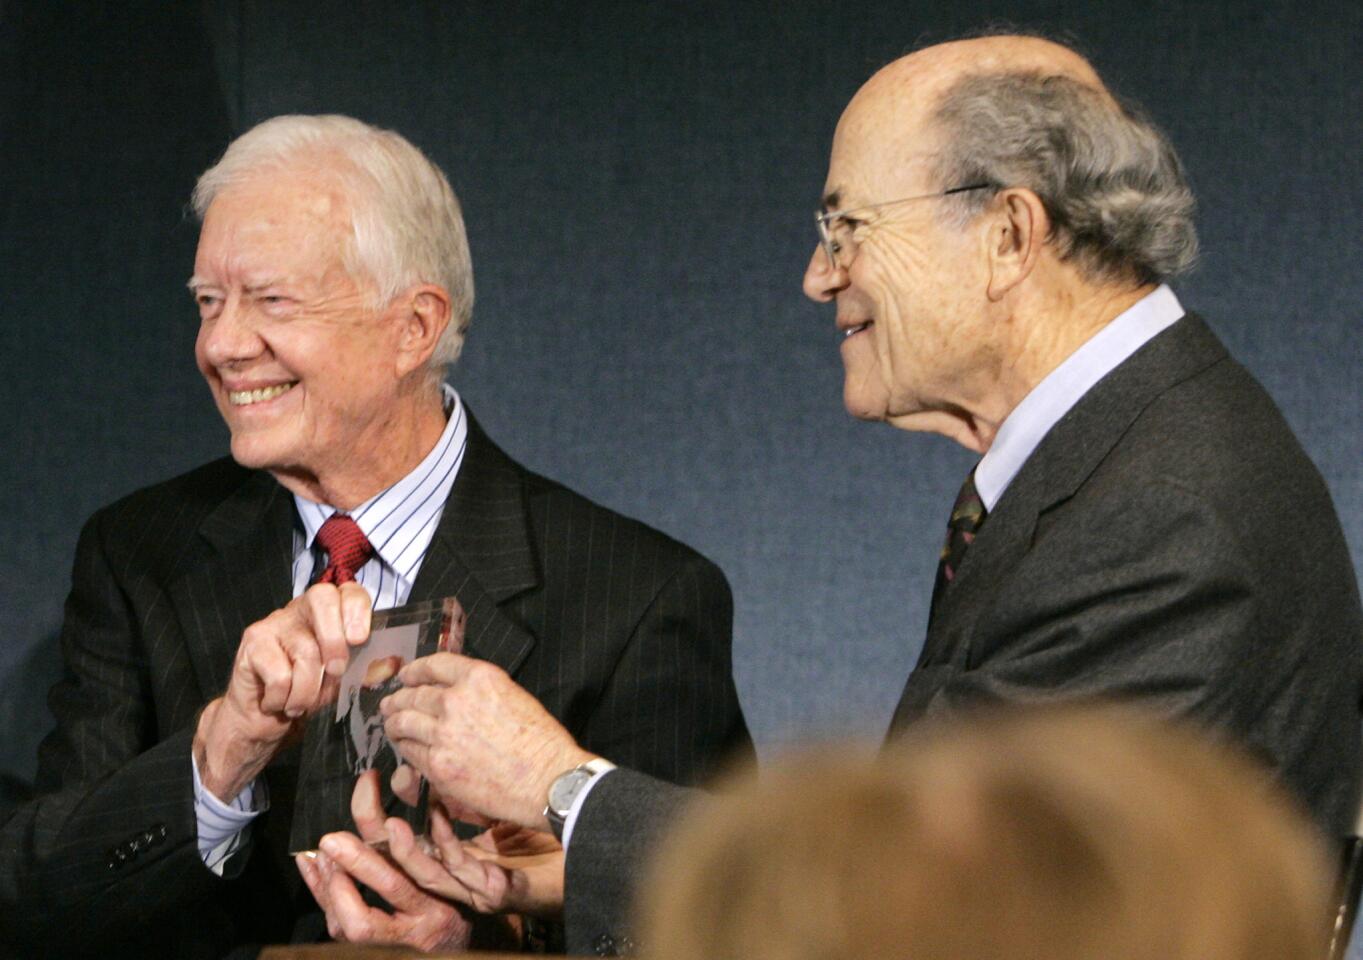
2, 1, 1360, 798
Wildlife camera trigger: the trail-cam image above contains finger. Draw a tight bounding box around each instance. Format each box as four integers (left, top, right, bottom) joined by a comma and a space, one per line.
299, 583, 349, 678
318, 671, 342, 709
430, 803, 460, 856
389, 737, 431, 776
283, 632, 324, 718
378, 687, 447, 725
438, 840, 509, 913
313, 852, 346, 941
379, 686, 412, 716
249, 631, 301, 716
349, 771, 387, 843
392, 764, 422, 807
319, 832, 429, 914
321, 853, 389, 944
338, 581, 372, 645
467, 824, 518, 858
384, 817, 466, 901
481, 821, 535, 851
397, 652, 476, 688
297, 852, 331, 913
380, 684, 445, 720
383, 707, 440, 746
408, 816, 506, 911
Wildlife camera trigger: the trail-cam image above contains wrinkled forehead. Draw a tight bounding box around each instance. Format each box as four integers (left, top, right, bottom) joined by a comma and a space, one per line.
822, 71, 948, 209
193, 170, 363, 290
201, 166, 355, 245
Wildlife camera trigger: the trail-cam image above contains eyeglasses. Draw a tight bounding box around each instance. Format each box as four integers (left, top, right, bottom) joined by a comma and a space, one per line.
814, 183, 993, 270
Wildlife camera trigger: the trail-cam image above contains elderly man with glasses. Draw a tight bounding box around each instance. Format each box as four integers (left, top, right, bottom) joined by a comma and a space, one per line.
299, 33, 1362, 957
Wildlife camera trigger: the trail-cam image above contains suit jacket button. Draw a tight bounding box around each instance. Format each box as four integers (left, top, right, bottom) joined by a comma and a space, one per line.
154, 823, 167, 840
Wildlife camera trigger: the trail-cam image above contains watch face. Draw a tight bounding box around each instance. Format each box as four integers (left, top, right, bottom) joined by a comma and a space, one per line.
549, 768, 593, 813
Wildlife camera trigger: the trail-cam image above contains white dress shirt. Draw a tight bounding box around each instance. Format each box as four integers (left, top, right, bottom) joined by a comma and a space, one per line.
974, 284, 1185, 510
194, 385, 469, 872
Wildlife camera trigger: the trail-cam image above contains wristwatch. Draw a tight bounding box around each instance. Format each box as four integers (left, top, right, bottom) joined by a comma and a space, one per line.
544, 757, 616, 841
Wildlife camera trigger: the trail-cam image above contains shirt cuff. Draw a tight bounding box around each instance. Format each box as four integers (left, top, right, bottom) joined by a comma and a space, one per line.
191, 754, 269, 875
560, 764, 616, 851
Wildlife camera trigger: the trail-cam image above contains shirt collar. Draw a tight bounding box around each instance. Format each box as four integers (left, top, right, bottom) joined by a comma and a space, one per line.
974, 284, 1185, 511
294, 383, 467, 570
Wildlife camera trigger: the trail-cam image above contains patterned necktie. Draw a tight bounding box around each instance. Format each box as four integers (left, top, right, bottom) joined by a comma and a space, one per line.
313, 514, 375, 585
931, 470, 987, 615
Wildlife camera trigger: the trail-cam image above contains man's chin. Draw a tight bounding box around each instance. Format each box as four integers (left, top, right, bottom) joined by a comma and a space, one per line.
842, 388, 890, 423
227, 434, 285, 472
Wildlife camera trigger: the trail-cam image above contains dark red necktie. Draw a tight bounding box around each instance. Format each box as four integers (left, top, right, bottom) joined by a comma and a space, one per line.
314, 514, 375, 585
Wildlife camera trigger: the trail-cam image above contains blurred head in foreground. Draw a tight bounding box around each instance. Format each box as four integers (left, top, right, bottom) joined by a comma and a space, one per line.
640, 705, 1330, 960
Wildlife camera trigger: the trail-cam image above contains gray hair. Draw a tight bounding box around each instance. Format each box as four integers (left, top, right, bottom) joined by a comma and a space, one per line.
191, 115, 474, 368
930, 72, 1198, 286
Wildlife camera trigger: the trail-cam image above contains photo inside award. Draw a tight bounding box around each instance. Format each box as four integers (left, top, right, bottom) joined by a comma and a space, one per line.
290, 595, 465, 855
337, 595, 465, 774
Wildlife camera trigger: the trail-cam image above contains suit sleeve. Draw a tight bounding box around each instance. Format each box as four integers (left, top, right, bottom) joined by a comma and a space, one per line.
564, 768, 698, 956
565, 553, 753, 954
0, 511, 220, 949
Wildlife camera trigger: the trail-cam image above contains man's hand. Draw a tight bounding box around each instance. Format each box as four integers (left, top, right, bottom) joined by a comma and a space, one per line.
194, 581, 372, 801
296, 769, 559, 950
383, 766, 566, 917
296, 837, 474, 951
380, 653, 597, 829
299, 768, 473, 949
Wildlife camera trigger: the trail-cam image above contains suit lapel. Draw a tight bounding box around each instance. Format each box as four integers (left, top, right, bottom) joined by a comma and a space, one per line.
172, 470, 295, 699
918, 314, 1229, 668
409, 412, 540, 678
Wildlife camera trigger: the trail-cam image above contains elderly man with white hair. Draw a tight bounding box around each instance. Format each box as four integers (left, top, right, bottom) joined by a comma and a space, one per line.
0, 115, 751, 958
305, 34, 1362, 957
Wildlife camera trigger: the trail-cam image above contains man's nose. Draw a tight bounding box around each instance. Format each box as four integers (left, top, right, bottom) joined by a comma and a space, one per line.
199, 296, 264, 366
802, 245, 847, 303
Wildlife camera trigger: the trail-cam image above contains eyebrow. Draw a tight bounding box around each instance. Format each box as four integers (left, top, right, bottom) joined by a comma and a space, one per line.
185, 277, 285, 293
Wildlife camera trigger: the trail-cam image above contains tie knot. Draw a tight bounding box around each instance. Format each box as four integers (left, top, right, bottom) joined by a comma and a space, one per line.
314, 514, 375, 585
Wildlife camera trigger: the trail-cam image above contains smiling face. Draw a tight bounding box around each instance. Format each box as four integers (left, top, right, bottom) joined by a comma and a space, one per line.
191, 170, 413, 497
804, 82, 997, 429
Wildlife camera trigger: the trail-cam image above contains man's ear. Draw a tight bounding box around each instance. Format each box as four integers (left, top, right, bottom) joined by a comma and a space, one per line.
985, 188, 1049, 301
393, 284, 452, 377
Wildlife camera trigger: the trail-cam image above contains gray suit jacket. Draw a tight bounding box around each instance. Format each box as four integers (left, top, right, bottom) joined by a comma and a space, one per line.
0, 413, 752, 958
563, 314, 1363, 954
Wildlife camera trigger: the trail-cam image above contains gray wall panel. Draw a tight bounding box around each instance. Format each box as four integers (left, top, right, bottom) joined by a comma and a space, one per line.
3, 0, 1359, 791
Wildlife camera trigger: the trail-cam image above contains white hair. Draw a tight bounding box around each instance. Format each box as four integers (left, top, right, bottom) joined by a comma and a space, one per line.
191, 114, 474, 367
931, 72, 1198, 286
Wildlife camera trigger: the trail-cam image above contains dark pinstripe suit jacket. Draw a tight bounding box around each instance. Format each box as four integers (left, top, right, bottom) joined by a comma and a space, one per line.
562, 314, 1363, 955
0, 414, 752, 958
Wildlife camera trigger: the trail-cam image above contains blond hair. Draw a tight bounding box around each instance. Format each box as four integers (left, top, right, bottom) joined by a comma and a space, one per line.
640, 705, 1330, 960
